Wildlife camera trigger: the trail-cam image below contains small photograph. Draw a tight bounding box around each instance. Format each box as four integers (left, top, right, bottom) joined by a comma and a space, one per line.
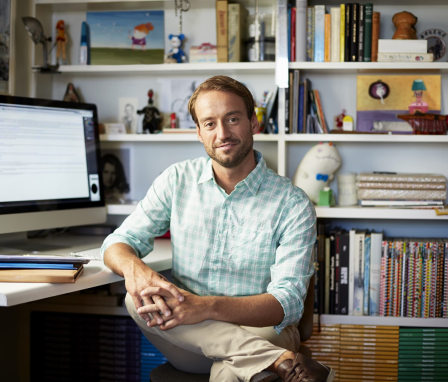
118, 97, 139, 133
100, 149, 131, 204
86, 10, 165, 65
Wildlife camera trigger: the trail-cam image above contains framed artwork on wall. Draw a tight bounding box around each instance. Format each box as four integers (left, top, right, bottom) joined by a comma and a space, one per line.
0, 0, 14, 94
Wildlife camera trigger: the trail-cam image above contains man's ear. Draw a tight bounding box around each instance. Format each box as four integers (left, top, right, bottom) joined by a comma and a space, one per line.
196, 125, 204, 143
250, 112, 260, 134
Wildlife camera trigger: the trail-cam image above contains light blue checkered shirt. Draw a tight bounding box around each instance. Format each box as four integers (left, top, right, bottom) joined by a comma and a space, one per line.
102, 151, 316, 332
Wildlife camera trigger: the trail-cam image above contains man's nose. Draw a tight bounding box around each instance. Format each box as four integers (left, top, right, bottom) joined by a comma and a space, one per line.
216, 120, 231, 140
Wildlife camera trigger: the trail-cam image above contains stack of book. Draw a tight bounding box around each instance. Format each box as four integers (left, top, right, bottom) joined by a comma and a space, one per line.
377, 38, 433, 62
356, 172, 447, 208
339, 325, 399, 381
398, 327, 448, 381
0, 254, 89, 283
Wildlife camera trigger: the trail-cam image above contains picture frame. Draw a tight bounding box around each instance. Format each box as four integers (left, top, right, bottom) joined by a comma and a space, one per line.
100, 148, 131, 204
118, 97, 139, 134
0, 0, 15, 94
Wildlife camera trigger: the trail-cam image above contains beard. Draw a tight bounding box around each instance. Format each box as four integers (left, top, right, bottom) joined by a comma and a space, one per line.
204, 135, 254, 169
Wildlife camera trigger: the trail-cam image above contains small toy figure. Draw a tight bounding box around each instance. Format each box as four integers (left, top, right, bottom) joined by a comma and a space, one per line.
130, 23, 154, 50
408, 79, 429, 113
165, 33, 187, 63
392, 11, 418, 40
55, 19, 67, 65
63, 82, 81, 103
137, 90, 162, 134
292, 142, 342, 204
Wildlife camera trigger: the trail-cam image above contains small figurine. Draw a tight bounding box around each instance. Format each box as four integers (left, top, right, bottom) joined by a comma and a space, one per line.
392, 11, 418, 40
137, 90, 162, 134
165, 33, 187, 63
63, 82, 81, 103
408, 79, 429, 113
55, 19, 67, 65
292, 142, 342, 204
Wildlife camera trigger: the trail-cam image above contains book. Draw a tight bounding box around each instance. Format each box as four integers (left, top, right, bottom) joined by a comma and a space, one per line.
227, 3, 248, 62
324, 235, 331, 314
363, 233, 371, 315
378, 39, 428, 53
357, 181, 446, 190
0, 264, 84, 283
338, 230, 350, 315
360, 199, 444, 207
369, 231, 383, 316
357, 188, 446, 201
357, 4, 365, 62
343, 2, 351, 62
348, 228, 356, 315
330, 7, 340, 62
356, 172, 447, 183
324, 13, 331, 62
339, 3, 345, 62
313, 5, 325, 62
350, 2, 359, 61
295, 0, 307, 61
377, 52, 434, 62
313, 89, 328, 133
363, 3, 373, 61
306, 6, 315, 61
290, 5, 296, 61
371, 11, 380, 61
353, 230, 366, 316
216, 0, 228, 62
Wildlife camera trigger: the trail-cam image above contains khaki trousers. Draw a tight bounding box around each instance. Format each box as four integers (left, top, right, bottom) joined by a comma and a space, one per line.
125, 294, 301, 382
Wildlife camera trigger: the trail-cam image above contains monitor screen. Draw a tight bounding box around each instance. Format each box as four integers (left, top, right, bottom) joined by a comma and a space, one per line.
0, 95, 106, 235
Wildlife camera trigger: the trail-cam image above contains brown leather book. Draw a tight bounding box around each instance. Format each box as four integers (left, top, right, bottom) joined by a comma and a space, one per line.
0, 265, 83, 283
371, 11, 380, 62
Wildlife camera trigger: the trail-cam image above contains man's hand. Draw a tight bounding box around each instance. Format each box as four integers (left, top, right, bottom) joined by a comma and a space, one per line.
138, 289, 210, 330
103, 243, 184, 326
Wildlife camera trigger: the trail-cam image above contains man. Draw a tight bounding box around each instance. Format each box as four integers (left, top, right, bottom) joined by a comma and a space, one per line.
102, 76, 334, 382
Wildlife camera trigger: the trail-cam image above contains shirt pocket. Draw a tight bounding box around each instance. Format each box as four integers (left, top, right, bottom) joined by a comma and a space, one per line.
227, 222, 275, 271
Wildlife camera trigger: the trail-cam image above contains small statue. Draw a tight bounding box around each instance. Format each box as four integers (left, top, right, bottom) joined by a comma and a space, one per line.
165, 33, 187, 63
137, 90, 162, 134
55, 19, 67, 65
392, 11, 418, 39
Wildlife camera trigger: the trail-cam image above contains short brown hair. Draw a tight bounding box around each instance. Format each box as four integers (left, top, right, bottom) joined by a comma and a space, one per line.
188, 75, 255, 125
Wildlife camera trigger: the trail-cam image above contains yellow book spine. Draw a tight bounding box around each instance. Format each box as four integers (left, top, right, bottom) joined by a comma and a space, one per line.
339, 3, 345, 62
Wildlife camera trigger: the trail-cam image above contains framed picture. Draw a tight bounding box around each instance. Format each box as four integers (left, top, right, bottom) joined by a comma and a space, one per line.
0, 0, 15, 94
118, 97, 139, 134
100, 148, 131, 204
86, 10, 165, 65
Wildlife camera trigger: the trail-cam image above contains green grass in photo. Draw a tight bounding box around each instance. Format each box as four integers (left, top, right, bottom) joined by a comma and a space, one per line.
90, 48, 164, 65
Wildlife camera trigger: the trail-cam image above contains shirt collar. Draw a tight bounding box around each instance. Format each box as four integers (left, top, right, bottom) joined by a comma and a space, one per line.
198, 150, 267, 196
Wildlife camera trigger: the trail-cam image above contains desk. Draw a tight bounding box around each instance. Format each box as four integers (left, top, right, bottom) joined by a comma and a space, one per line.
0, 237, 173, 307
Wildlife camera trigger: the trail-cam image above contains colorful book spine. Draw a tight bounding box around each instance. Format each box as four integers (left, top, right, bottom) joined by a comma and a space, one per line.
290, 5, 296, 62
324, 13, 331, 62
313, 89, 328, 133
371, 11, 380, 62
350, 2, 359, 61
443, 242, 448, 317
306, 6, 315, 61
352, 231, 365, 316
216, 0, 228, 62
363, 233, 371, 315
369, 232, 383, 316
313, 5, 325, 62
339, 3, 345, 62
379, 240, 387, 316
343, 3, 351, 62
357, 4, 365, 62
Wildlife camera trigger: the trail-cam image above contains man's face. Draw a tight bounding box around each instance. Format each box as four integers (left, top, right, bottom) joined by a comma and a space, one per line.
195, 90, 257, 169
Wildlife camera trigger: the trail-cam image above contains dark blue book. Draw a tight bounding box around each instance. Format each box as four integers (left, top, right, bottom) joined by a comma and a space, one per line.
0, 262, 77, 270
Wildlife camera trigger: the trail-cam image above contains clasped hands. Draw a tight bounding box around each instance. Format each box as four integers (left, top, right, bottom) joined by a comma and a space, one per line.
130, 271, 209, 330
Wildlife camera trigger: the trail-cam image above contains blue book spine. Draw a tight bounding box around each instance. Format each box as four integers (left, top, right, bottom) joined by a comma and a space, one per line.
313, 5, 325, 62
363, 235, 371, 315
0, 262, 76, 269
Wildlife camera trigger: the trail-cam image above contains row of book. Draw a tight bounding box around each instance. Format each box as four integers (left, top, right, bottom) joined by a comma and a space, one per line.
31, 312, 167, 381
289, 2, 381, 62
314, 226, 448, 318
286, 72, 329, 134
304, 324, 448, 381
357, 172, 447, 208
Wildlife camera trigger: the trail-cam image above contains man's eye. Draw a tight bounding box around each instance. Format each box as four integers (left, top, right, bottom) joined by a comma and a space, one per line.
228, 117, 239, 124
204, 122, 214, 129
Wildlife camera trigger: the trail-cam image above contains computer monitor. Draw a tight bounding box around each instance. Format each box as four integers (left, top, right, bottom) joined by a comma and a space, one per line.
0, 95, 106, 236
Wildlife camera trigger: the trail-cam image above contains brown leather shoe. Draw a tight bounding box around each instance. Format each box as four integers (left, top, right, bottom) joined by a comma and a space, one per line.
277, 353, 334, 382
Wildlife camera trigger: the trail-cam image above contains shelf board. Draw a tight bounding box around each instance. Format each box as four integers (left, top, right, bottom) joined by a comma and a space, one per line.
58, 62, 276, 74
285, 133, 448, 143
316, 206, 448, 220
289, 61, 448, 72
319, 314, 448, 328
100, 133, 279, 142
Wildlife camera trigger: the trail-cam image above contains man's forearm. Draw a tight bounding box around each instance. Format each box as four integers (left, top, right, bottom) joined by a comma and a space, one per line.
206, 293, 284, 328
104, 242, 146, 277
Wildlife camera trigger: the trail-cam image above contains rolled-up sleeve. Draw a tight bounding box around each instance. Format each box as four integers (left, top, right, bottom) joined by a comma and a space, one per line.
267, 191, 316, 333
100, 167, 174, 259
